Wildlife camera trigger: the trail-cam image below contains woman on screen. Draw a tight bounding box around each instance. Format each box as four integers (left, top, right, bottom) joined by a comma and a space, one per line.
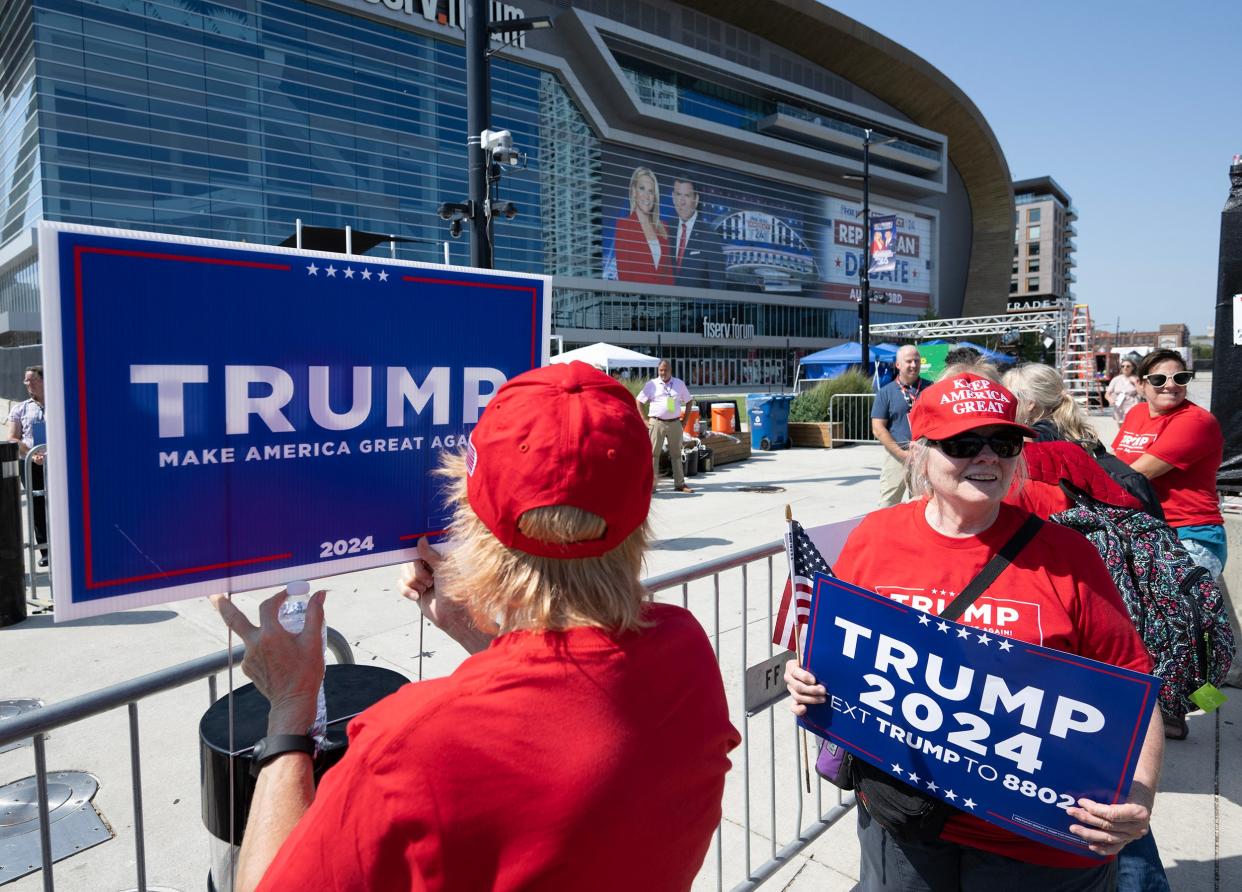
615, 166, 673, 284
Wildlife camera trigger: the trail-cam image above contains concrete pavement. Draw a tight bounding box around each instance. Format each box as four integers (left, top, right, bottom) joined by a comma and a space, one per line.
1, 377, 1238, 891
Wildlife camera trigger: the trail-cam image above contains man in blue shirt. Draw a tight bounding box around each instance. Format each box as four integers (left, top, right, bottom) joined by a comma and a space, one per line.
870, 345, 930, 507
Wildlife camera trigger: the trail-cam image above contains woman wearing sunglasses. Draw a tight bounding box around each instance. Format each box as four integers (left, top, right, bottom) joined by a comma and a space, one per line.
786, 374, 1163, 890
1113, 349, 1225, 579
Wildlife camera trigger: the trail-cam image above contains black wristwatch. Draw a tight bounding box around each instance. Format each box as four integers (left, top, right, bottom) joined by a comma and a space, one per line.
250, 734, 316, 777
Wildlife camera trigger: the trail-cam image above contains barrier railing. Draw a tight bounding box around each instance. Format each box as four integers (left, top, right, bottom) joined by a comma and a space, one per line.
23, 444, 50, 607
642, 542, 857, 890
0, 545, 855, 890
828, 393, 878, 443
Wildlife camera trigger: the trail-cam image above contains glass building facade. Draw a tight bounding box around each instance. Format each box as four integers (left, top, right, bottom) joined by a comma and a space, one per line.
1, 0, 951, 384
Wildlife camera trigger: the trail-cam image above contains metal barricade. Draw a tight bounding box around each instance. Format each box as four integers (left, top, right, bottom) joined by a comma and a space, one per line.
23, 444, 50, 607
643, 543, 856, 891
0, 633, 355, 892
0, 545, 854, 890
828, 393, 878, 443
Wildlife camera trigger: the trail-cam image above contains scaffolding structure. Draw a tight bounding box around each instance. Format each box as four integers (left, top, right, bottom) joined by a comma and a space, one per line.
869, 307, 1074, 370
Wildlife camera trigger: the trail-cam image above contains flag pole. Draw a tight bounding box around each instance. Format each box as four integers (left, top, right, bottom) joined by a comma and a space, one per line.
786, 504, 812, 794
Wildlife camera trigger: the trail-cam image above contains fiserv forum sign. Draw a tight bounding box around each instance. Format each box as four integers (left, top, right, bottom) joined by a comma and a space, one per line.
39, 223, 548, 621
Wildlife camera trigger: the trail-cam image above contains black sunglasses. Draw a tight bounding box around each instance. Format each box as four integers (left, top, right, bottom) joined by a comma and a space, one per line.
1143, 371, 1193, 387
928, 431, 1025, 459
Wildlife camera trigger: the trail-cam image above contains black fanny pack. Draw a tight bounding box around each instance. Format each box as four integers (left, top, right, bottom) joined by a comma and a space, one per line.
817, 514, 1044, 842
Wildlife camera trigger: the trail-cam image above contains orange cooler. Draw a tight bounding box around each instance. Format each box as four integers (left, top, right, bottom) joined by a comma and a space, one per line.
682, 407, 701, 435
711, 404, 736, 433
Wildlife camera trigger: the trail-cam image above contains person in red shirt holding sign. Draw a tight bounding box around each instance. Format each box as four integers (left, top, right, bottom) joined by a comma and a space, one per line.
785, 374, 1164, 890
1112, 349, 1226, 578
214, 362, 740, 892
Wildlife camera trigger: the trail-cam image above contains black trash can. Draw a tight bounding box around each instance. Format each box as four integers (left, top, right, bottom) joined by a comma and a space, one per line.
200, 664, 407, 891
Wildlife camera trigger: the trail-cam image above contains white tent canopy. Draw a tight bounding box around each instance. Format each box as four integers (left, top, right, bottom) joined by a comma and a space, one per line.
548, 342, 661, 371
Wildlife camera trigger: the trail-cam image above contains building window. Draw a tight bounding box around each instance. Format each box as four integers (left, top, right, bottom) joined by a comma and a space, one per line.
1027, 276, 1039, 291
1027, 243, 1040, 256
1028, 225, 1041, 240
1012, 262, 1019, 274
1010, 280, 1018, 293
1028, 208, 1041, 223
1027, 259, 1040, 273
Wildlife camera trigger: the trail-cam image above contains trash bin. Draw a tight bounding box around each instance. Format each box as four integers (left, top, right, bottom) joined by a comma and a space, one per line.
749, 395, 793, 451
710, 404, 736, 433
201, 664, 407, 892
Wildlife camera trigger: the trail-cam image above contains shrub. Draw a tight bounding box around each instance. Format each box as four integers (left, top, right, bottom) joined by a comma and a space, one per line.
790, 370, 873, 437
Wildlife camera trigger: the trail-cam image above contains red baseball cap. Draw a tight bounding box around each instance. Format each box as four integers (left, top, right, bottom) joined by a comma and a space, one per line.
465, 361, 653, 558
907, 373, 1037, 442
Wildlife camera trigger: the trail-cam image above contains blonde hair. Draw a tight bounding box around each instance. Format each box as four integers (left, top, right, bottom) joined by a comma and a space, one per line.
629, 166, 668, 238
939, 360, 1001, 382
905, 437, 1027, 500
435, 452, 650, 635
1002, 363, 1100, 450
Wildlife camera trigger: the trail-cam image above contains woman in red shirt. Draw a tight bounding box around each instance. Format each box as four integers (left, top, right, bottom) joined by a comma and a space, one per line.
614, 166, 673, 284
785, 374, 1164, 890
1112, 349, 1225, 577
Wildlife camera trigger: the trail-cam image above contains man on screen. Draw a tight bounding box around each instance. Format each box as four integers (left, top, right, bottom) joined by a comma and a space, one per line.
670, 178, 725, 289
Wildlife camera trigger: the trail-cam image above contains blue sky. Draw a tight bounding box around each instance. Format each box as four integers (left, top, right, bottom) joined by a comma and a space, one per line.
826, 0, 1240, 335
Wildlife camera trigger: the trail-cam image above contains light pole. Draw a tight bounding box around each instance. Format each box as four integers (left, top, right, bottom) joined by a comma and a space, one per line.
460, 0, 550, 269
850, 128, 897, 373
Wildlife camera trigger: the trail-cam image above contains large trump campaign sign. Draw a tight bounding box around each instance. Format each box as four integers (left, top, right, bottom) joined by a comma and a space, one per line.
800, 574, 1159, 858
39, 223, 549, 621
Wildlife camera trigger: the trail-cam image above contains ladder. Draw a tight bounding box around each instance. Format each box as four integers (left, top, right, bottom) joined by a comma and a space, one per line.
1061, 303, 1094, 406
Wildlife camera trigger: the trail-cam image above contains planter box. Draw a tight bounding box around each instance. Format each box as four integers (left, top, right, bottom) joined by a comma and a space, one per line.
789, 421, 844, 448
705, 436, 751, 466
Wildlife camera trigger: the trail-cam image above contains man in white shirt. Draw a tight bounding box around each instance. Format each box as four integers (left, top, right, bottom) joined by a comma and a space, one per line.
670, 179, 725, 289
7, 365, 48, 565
637, 360, 695, 494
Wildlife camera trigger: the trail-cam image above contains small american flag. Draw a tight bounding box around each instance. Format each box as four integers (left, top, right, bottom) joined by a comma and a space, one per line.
465, 433, 478, 476
772, 520, 832, 652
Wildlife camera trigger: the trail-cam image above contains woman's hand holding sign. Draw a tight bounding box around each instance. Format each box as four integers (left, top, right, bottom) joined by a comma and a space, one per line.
784, 660, 826, 716
398, 537, 495, 655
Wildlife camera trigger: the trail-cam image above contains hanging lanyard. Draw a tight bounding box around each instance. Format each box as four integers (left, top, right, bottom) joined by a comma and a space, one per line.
897, 379, 923, 408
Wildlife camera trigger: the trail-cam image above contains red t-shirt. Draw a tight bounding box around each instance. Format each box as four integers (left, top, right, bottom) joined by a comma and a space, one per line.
1112, 400, 1223, 528
833, 501, 1151, 869
257, 603, 740, 891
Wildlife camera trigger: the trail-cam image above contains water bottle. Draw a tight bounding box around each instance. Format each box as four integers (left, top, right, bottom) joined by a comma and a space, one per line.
276, 580, 327, 749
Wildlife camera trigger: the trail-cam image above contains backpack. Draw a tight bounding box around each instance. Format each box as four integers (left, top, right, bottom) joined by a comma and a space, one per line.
1091, 446, 1165, 520
1051, 482, 1234, 718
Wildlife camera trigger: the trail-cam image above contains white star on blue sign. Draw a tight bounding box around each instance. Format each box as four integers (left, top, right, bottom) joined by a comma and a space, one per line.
977, 632, 992, 646
907, 772, 921, 784
925, 780, 938, 793
890, 763, 904, 775
306, 263, 319, 276
956, 627, 971, 639
325, 265, 337, 277
361, 268, 372, 280
944, 789, 957, 801
936, 620, 949, 633
378, 270, 389, 282
999, 639, 1013, 651
344, 267, 355, 279
917, 614, 931, 626
963, 798, 976, 810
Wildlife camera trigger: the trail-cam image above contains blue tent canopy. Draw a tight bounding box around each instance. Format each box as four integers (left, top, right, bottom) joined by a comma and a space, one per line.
798, 341, 896, 382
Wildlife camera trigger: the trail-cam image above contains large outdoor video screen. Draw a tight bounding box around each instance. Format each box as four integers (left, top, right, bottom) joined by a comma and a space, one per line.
598, 146, 934, 310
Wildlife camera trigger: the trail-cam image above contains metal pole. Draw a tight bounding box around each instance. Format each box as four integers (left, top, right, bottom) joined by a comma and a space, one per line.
128, 703, 148, 892
859, 130, 872, 377
33, 734, 55, 891
295, 218, 302, 250
465, 0, 493, 269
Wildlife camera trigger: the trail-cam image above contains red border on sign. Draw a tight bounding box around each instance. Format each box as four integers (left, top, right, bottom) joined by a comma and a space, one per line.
74, 246, 292, 589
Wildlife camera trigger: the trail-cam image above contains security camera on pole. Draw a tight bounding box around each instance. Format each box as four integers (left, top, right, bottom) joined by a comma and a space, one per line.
453, 0, 549, 269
